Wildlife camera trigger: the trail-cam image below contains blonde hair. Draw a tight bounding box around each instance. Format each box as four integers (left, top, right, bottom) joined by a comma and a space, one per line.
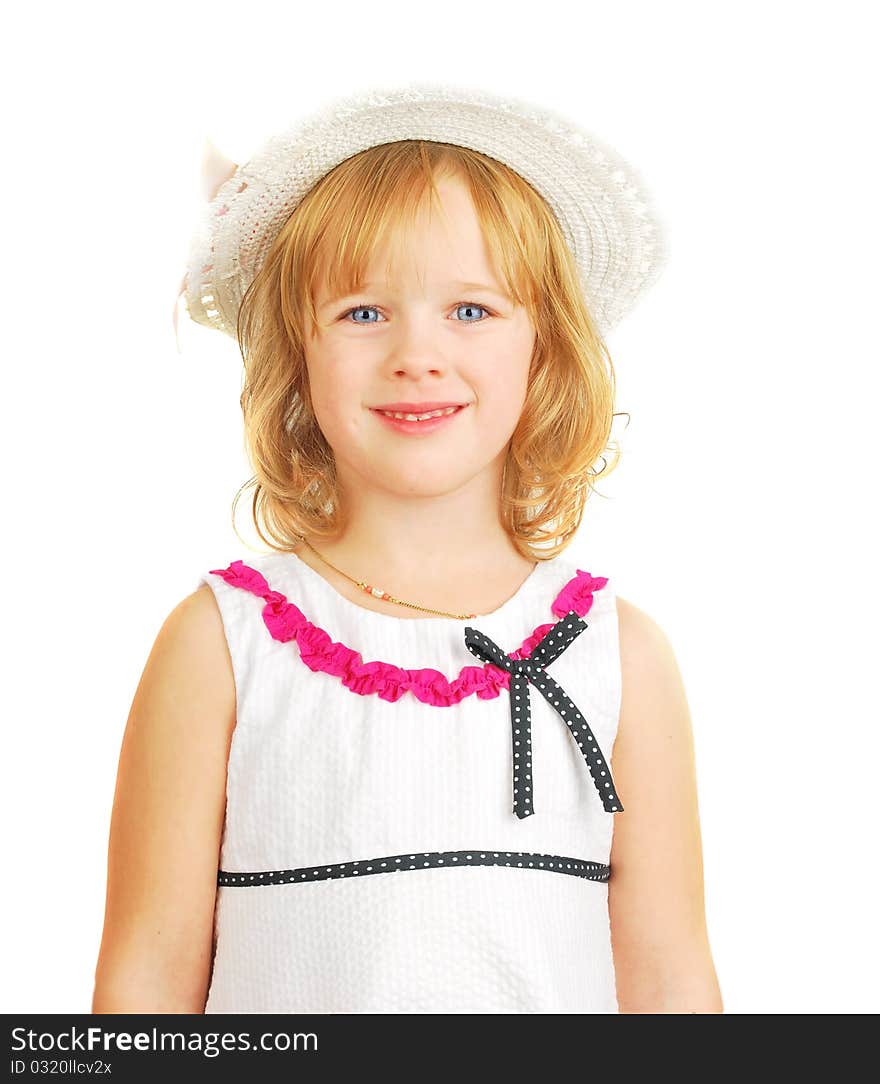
232, 139, 624, 561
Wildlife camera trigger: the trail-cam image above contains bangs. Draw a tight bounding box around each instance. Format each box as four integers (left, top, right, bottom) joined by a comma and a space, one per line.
284, 140, 544, 336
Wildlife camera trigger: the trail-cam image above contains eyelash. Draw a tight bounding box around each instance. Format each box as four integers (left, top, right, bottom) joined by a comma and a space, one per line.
340, 301, 494, 324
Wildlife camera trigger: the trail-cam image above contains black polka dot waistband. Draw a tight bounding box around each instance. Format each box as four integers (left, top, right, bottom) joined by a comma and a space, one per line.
218, 849, 611, 886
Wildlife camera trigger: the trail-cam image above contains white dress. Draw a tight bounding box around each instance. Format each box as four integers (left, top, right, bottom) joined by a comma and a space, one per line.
196, 548, 624, 1014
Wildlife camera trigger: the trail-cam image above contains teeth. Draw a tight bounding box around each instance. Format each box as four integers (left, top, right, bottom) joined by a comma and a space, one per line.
377, 406, 462, 421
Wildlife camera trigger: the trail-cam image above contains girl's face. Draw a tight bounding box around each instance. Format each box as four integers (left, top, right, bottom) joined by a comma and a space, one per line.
303, 174, 536, 503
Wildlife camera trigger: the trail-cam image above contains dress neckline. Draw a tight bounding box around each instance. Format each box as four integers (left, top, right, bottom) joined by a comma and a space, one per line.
207, 555, 610, 708
280, 547, 547, 628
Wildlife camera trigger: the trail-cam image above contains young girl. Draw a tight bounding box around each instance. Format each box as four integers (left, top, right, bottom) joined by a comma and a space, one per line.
93, 83, 722, 1014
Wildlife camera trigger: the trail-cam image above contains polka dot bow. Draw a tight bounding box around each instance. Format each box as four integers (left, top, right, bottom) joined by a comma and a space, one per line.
464, 612, 624, 819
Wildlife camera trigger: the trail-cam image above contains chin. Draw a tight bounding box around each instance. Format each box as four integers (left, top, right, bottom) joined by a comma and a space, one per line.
378, 465, 480, 498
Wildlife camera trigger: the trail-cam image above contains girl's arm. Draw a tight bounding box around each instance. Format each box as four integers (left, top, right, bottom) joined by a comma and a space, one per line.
608, 598, 724, 1014
91, 586, 235, 1013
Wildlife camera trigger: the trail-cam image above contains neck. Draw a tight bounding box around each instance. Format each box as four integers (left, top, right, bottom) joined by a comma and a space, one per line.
320, 470, 526, 576
299, 464, 537, 612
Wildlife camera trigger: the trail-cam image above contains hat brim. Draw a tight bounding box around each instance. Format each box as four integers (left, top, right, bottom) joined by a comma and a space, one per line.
183, 80, 669, 341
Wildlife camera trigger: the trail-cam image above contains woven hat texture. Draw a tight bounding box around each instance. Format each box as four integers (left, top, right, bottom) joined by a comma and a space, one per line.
182, 81, 669, 341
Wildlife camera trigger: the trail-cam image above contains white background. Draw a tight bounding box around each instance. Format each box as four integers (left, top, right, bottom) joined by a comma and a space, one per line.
2, 0, 877, 1014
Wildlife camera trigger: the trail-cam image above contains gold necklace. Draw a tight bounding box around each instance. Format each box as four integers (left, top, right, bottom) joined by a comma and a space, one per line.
300, 539, 478, 620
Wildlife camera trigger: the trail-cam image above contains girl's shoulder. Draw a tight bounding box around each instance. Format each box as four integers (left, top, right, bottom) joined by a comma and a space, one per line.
614, 593, 677, 666
613, 592, 693, 760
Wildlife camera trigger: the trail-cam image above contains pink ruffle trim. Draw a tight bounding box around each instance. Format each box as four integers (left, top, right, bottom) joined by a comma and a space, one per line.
208, 560, 608, 708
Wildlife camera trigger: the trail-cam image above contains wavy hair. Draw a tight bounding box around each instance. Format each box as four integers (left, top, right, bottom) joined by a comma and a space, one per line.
232, 139, 625, 561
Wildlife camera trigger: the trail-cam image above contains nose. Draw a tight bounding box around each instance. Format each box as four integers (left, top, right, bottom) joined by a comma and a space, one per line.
383, 318, 450, 378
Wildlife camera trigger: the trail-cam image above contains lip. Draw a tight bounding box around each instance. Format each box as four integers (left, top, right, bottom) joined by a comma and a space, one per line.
371, 401, 467, 412
370, 403, 469, 436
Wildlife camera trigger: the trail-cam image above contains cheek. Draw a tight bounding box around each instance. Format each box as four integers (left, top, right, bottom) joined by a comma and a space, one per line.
310, 385, 365, 448
307, 363, 352, 421
489, 326, 534, 416
484, 367, 529, 424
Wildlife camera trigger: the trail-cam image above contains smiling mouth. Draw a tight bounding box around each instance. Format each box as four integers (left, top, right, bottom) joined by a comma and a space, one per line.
372, 405, 465, 421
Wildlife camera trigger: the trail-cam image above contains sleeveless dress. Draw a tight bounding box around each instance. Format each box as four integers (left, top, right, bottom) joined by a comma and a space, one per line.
196, 549, 625, 1014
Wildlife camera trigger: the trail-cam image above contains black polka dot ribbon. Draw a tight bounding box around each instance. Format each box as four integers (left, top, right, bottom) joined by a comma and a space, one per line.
218, 850, 611, 886
464, 611, 624, 819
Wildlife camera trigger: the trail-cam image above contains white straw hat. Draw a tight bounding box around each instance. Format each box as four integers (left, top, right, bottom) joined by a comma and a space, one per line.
176, 80, 669, 343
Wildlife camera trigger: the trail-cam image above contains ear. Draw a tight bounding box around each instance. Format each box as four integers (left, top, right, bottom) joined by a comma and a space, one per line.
172, 137, 241, 349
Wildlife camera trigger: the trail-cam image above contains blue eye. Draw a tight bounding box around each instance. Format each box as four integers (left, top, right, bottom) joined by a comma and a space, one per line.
343, 302, 492, 324
346, 305, 382, 324
454, 303, 490, 322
